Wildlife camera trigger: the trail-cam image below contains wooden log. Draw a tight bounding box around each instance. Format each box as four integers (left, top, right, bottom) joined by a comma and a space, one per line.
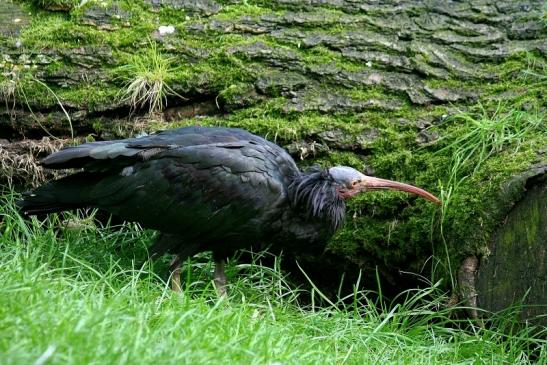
474, 166, 546, 325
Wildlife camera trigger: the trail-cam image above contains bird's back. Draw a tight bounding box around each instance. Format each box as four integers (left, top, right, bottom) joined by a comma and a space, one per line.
20, 126, 301, 256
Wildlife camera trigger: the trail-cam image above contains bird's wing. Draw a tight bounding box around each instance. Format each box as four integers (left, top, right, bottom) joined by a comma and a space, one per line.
89, 141, 295, 240
41, 126, 288, 172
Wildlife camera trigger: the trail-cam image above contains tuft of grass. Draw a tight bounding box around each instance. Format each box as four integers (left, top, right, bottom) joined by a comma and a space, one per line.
522, 55, 547, 95
430, 103, 544, 285
433, 102, 544, 225
0, 78, 17, 106
1, 63, 24, 119
0, 193, 545, 364
436, 103, 544, 186
119, 42, 184, 115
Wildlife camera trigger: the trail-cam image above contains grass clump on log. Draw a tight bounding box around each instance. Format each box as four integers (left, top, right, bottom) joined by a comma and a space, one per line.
434, 102, 545, 238
119, 42, 184, 115
437, 103, 544, 188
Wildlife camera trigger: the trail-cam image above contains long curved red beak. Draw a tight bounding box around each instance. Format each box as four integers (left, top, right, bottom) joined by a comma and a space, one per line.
359, 176, 441, 205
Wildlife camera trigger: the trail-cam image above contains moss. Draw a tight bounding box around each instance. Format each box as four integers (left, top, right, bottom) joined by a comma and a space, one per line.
174, 52, 258, 91
299, 101, 546, 276
422, 52, 547, 110
20, 14, 107, 48
212, 3, 275, 19
324, 135, 543, 275
56, 84, 120, 109
10, 71, 118, 109
313, 151, 367, 169
299, 46, 363, 71
156, 5, 191, 24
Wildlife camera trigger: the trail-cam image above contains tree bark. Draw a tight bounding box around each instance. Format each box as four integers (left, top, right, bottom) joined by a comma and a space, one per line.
0, 0, 545, 320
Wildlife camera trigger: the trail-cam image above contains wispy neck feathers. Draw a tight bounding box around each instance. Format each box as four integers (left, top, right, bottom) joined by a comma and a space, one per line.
288, 167, 345, 231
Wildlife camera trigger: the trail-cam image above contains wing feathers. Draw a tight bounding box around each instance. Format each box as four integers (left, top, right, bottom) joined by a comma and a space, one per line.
41, 127, 265, 170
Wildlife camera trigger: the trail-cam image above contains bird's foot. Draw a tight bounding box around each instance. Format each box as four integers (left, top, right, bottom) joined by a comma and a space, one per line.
214, 259, 227, 298
170, 255, 182, 292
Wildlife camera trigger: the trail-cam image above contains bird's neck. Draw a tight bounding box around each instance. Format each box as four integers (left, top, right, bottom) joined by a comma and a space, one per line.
287, 169, 346, 231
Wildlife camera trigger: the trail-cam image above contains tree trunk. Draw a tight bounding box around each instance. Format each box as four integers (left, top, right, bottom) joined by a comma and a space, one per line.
1, 0, 545, 319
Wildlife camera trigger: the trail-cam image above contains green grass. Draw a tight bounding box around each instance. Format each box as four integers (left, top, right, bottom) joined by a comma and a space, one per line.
118, 42, 184, 115
435, 103, 544, 189
428, 104, 545, 287
432, 103, 545, 247
1, 196, 545, 364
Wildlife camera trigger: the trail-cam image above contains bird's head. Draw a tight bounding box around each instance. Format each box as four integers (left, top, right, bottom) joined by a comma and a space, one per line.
328, 166, 441, 205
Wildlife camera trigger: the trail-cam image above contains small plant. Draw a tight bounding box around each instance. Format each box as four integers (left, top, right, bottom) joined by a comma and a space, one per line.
522, 54, 547, 95
430, 103, 544, 287
432, 103, 544, 220
1, 63, 23, 119
120, 43, 184, 115
436, 102, 544, 187
0, 78, 16, 104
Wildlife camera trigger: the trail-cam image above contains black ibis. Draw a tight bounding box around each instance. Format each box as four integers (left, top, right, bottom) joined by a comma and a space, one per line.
19, 126, 440, 295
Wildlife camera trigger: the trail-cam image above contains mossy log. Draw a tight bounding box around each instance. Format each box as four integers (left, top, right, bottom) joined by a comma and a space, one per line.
0, 0, 545, 319
474, 165, 546, 326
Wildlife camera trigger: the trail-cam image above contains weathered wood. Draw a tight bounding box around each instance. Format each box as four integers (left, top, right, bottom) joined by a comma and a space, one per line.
475, 170, 546, 325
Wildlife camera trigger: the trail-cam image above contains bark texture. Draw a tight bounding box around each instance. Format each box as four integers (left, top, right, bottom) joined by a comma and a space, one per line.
0, 0, 545, 319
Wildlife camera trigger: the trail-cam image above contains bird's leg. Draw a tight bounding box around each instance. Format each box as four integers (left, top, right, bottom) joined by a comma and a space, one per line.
169, 255, 182, 292
214, 259, 227, 297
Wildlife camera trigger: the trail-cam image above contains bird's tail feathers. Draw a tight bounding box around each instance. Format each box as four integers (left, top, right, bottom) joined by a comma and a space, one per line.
17, 172, 103, 216
17, 197, 83, 216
